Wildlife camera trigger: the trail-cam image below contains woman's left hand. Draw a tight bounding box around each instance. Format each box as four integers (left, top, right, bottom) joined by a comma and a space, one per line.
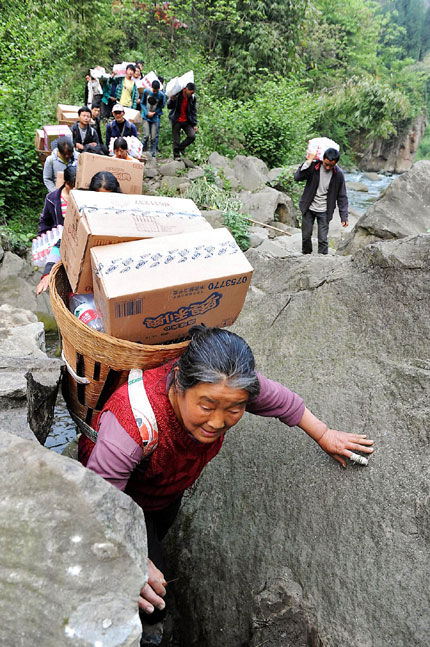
318, 428, 374, 468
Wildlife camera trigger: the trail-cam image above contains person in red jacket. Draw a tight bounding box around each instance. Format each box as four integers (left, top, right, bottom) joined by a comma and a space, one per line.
78, 325, 374, 647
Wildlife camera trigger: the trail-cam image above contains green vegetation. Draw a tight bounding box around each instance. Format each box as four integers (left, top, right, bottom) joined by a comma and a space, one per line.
1, 0, 430, 248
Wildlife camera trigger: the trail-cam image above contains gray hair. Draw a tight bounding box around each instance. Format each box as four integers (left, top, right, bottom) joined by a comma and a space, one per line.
173, 325, 260, 396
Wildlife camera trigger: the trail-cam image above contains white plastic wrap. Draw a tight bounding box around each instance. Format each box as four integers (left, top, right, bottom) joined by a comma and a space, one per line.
306, 137, 339, 161
166, 70, 194, 97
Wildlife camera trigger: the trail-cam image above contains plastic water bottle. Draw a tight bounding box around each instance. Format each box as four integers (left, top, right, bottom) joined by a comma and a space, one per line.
69, 293, 104, 332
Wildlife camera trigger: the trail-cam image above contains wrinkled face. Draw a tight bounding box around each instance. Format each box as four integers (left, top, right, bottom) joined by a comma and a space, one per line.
115, 148, 128, 159
171, 380, 249, 444
322, 158, 336, 171
91, 106, 100, 119
79, 111, 91, 127
113, 110, 125, 123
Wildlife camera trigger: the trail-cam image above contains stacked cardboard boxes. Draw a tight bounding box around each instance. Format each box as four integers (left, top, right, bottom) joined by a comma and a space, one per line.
60, 192, 253, 344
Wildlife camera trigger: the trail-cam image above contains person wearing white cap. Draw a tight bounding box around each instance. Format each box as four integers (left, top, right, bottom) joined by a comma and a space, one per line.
105, 104, 138, 150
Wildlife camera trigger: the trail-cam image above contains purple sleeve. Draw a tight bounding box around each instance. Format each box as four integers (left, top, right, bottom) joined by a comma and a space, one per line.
246, 372, 305, 427
86, 411, 143, 491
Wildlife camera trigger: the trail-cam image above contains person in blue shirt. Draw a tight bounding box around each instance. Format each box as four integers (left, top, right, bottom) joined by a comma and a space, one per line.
141, 80, 165, 158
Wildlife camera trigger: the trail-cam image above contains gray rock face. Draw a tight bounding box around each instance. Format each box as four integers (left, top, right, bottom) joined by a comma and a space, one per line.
159, 160, 185, 176
339, 160, 430, 254
232, 155, 269, 190
239, 187, 298, 226
165, 235, 430, 647
200, 209, 224, 229
0, 431, 146, 647
0, 250, 53, 319
160, 176, 187, 191
187, 167, 205, 181
0, 303, 46, 358
257, 235, 302, 257
359, 113, 427, 173
248, 226, 269, 248
207, 152, 239, 189
0, 304, 62, 443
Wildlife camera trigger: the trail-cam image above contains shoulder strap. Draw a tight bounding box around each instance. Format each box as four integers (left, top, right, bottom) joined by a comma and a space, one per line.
128, 368, 159, 456
75, 368, 159, 458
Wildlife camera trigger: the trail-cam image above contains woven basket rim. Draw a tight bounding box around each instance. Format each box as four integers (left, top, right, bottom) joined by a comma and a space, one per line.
49, 261, 189, 370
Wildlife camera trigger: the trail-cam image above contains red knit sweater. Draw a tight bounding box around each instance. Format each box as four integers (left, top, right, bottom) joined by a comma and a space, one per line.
80, 363, 223, 511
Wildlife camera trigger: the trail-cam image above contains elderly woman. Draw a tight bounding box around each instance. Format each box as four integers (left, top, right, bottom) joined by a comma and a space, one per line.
78, 325, 374, 646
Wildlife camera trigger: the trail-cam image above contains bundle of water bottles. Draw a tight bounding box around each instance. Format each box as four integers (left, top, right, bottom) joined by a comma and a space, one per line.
31, 225, 64, 270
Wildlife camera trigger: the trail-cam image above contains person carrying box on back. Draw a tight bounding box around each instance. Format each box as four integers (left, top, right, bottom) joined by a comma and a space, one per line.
43, 137, 78, 192
71, 106, 100, 152
294, 148, 349, 255
167, 82, 197, 160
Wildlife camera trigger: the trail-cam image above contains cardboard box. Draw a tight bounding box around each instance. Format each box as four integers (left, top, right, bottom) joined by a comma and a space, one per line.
56, 171, 64, 188
59, 111, 79, 126
57, 104, 81, 122
76, 152, 144, 194
123, 107, 142, 125
43, 125, 72, 151
35, 129, 44, 150
91, 228, 253, 344
61, 190, 212, 293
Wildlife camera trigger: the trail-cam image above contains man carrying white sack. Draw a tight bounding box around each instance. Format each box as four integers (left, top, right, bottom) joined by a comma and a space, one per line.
294, 148, 349, 255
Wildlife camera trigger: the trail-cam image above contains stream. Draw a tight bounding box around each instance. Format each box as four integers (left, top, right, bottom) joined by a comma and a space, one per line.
45, 169, 395, 453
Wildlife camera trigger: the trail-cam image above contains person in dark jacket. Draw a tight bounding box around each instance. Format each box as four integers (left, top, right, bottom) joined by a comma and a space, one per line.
105, 104, 138, 150
167, 82, 197, 160
38, 166, 76, 235
294, 148, 349, 255
71, 106, 99, 151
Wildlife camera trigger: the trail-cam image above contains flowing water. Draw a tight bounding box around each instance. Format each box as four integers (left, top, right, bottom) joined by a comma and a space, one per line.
45, 169, 396, 453
343, 170, 394, 212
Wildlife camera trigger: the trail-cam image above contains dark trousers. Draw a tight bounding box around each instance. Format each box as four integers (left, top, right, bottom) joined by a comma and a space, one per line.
301, 209, 329, 255
172, 121, 195, 157
141, 497, 182, 625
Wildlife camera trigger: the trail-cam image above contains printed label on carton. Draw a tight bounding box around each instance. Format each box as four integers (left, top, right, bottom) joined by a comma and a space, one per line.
141, 292, 223, 329
94, 241, 239, 277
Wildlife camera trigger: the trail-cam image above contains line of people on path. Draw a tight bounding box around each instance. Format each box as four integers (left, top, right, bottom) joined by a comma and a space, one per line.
85, 62, 198, 160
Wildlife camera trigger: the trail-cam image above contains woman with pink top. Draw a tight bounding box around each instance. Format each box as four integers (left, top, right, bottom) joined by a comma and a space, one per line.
77, 325, 374, 647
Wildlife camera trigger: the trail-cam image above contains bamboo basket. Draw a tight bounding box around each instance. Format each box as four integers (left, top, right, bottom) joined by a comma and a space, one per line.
49, 262, 189, 427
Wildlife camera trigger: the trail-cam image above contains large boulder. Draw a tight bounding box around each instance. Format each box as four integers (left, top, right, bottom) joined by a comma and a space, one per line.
0, 304, 62, 444
239, 187, 298, 226
0, 250, 53, 320
207, 152, 239, 189
338, 160, 430, 254
165, 235, 430, 647
232, 155, 269, 191
0, 431, 146, 647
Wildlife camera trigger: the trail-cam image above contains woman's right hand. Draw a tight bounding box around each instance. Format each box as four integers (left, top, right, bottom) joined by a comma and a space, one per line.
138, 558, 167, 614
36, 274, 50, 295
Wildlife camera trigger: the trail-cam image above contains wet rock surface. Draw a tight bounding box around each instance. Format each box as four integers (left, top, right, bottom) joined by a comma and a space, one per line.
165, 234, 430, 647
0, 430, 146, 647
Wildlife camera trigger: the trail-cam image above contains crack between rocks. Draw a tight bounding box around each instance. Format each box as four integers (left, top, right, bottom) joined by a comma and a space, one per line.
270, 296, 292, 327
